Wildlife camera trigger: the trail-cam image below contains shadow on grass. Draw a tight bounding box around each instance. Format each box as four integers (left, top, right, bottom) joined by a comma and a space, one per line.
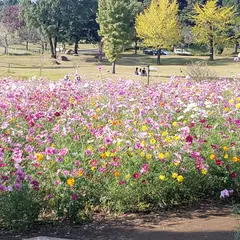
84, 54, 235, 67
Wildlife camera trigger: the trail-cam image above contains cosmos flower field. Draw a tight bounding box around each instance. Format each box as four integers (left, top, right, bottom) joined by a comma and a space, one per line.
0, 76, 239, 226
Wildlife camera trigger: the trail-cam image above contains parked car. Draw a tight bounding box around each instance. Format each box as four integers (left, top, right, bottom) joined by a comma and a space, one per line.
143, 49, 171, 55
174, 48, 191, 55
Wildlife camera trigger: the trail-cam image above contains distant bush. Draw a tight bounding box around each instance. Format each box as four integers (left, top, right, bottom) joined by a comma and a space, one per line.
184, 61, 217, 82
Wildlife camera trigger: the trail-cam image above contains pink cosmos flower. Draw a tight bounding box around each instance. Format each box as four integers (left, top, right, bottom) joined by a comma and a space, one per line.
97, 66, 102, 71
234, 57, 239, 62
45, 147, 57, 155
59, 148, 68, 156
119, 181, 126, 185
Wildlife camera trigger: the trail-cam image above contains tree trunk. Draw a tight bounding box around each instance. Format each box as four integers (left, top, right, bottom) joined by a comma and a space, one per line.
112, 61, 116, 74
157, 49, 161, 65
45, 42, 48, 51
4, 46, 7, 55
54, 36, 57, 57
209, 38, 214, 61
63, 43, 66, 52
234, 40, 239, 54
41, 42, 44, 54
26, 41, 29, 51
98, 42, 103, 62
49, 37, 57, 58
49, 38, 55, 58
74, 37, 79, 55
134, 37, 138, 54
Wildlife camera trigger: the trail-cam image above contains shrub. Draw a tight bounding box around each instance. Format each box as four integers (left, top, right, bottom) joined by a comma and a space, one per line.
184, 61, 217, 82
0, 183, 41, 229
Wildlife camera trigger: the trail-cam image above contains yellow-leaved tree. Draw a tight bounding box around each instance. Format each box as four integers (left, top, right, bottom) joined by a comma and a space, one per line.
192, 0, 235, 61
135, 0, 180, 65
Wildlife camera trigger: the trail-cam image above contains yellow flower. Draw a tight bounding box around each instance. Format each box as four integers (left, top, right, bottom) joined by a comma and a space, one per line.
162, 131, 168, 137
96, 108, 101, 113
87, 146, 93, 151
159, 153, 165, 160
142, 125, 148, 131
35, 153, 43, 161
174, 161, 180, 166
237, 97, 240, 102
223, 146, 229, 151
201, 169, 207, 175
148, 132, 153, 137
172, 121, 177, 127
236, 103, 240, 109
172, 172, 178, 179
229, 99, 234, 104
69, 97, 74, 104
105, 151, 111, 157
10, 118, 15, 123
101, 153, 107, 159
91, 166, 96, 171
67, 178, 75, 187
159, 175, 166, 181
177, 175, 184, 183
224, 107, 230, 112
114, 171, 120, 178
174, 136, 181, 141
125, 174, 131, 180
146, 154, 152, 160
210, 154, 215, 160
224, 154, 228, 159
164, 137, 171, 143
140, 151, 145, 157
150, 138, 156, 144
6, 129, 12, 135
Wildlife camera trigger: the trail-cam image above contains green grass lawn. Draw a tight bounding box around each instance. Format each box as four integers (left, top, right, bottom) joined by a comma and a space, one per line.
0, 43, 239, 82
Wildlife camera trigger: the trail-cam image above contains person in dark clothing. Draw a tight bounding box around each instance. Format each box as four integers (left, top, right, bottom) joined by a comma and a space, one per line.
134, 67, 139, 75
142, 68, 147, 76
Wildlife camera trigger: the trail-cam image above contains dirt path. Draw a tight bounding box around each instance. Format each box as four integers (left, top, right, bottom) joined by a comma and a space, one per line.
1, 206, 239, 240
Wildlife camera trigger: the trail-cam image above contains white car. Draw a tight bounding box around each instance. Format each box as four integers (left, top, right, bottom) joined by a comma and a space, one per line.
174, 48, 191, 55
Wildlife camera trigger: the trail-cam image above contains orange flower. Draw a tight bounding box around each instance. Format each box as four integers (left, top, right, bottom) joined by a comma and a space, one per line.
92, 114, 99, 119
79, 169, 84, 176
159, 102, 165, 107
112, 120, 121, 126
114, 171, 120, 178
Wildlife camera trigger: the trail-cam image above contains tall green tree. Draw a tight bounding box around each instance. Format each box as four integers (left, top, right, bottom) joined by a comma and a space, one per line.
136, 0, 181, 65
192, 0, 235, 60
97, 0, 137, 74
20, 0, 69, 58
67, 0, 98, 54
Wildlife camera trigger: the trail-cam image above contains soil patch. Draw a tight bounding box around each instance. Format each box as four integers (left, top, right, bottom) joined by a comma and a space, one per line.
1, 205, 238, 240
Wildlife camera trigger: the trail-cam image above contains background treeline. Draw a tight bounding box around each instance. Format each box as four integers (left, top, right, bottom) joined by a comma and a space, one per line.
0, 0, 239, 68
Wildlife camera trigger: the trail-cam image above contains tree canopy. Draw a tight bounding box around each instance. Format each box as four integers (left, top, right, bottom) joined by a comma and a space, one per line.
192, 0, 236, 60
136, 0, 180, 64
97, 0, 137, 73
